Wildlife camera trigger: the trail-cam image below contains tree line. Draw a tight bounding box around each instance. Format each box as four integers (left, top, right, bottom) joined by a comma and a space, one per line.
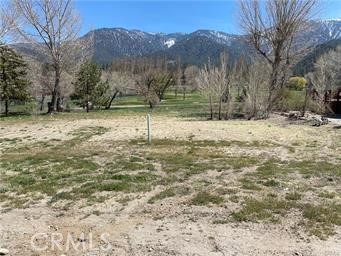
0, 0, 340, 118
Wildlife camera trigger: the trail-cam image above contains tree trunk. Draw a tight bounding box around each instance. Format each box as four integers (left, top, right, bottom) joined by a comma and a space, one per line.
183, 86, 186, 100
105, 90, 119, 110
56, 96, 63, 112
5, 100, 8, 116
86, 79, 89, 113
266, 75, 277, 114
149, 101, 154, 109
266, 60, 289, 116
265, 58, 282, 116
249, 98, 256, 120
48, 66, 61, 113
218, 97, 222, 120
49, 90, 57, 113
225, 95, 232, 120
40, 95, 45, 111
86, 99, 89, 113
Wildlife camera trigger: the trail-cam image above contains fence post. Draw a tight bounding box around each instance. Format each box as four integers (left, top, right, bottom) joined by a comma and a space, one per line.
147, 114, 152, 144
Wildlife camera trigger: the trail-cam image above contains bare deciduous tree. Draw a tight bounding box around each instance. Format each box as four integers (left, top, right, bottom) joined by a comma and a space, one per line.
0, 3, 13, 42
243, 61, 270, 119
197, 53, 232, 120
136, 69, 174, 109
25, 59, 53, 111
12, 0, 81, 113
135, 58, 175, 109
184, 65, 199, 98
136, 71, 158, 109
102, 70, 134, 109
230, 58, 248, 100
239, 0, 317, 115
59, 71, 74, 110
26, 57, 74, 112
197, 63, 215, 120
174, 56, 181, 98
306, 46, 341, 113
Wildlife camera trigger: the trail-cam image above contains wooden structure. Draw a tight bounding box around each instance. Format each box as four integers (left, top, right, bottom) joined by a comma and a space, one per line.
328, 88, 341, 114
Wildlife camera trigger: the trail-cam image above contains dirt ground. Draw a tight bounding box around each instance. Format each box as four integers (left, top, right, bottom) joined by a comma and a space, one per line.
0, 115, 336, 143
0, 115, 340, 256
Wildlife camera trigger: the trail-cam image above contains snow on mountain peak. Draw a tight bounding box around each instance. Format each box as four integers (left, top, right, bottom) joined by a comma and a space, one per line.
164, 39, 175, 48
320, 19, 341, 40
324, 18, 341, 22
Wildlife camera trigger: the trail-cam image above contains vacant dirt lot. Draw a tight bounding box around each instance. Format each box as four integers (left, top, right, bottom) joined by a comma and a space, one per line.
0, 115, 340, 256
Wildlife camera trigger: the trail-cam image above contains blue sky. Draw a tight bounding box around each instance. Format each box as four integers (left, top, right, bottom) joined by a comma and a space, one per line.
75, 0, 341, 36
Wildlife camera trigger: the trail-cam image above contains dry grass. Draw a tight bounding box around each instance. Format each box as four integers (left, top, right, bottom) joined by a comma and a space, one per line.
0, 116, 340, 245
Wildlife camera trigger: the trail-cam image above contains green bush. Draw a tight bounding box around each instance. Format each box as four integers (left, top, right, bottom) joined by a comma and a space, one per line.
288, 77, 307, 91
279, 89, 306, 111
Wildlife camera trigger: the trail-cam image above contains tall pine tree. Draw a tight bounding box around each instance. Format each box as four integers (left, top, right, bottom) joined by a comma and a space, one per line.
74, 61, 108, 112
0, 45, 30, 116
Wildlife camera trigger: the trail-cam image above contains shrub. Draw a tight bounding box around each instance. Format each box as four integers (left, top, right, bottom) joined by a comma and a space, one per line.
278, 89, 306, 111
288, 77, 307, 91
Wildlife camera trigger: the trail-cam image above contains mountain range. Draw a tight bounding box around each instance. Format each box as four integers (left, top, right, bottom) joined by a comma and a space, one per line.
293, 38, 341, 75
14, 19, 341, 73
79, 28, 251, 65
80, 19, 341, 67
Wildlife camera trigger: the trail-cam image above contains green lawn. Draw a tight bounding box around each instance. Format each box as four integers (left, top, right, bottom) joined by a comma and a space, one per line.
0, 91, 208, 122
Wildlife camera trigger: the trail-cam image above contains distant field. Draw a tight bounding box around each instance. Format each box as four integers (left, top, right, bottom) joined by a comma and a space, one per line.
0, 91, 209, 122
0, 112, 340, 255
